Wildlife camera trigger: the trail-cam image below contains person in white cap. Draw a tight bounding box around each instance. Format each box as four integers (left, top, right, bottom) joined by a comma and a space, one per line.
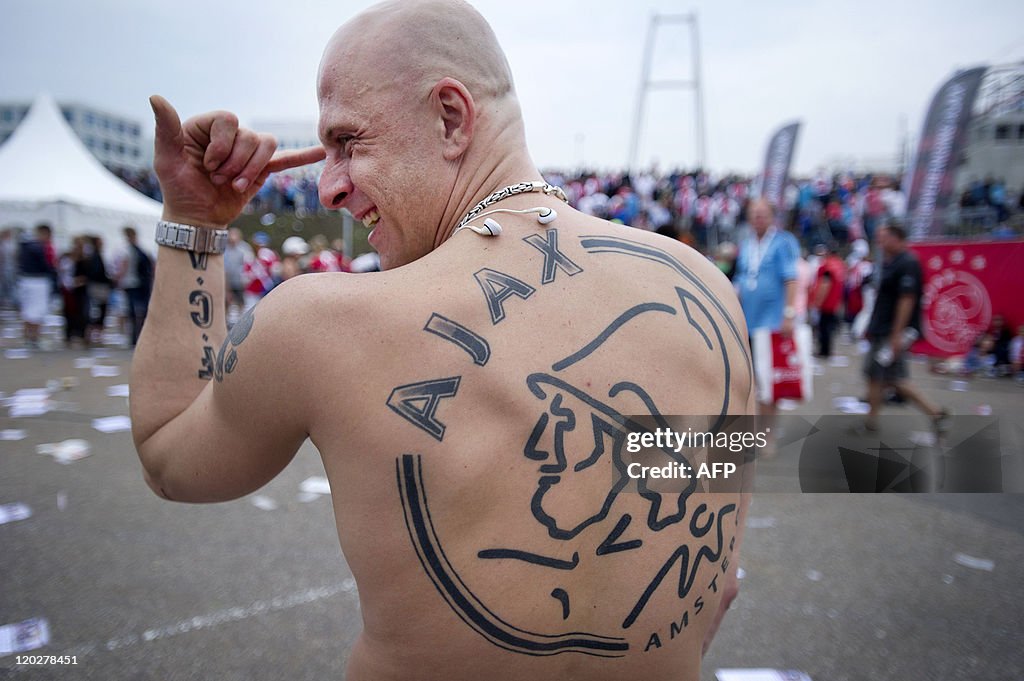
280, 236, 309, 281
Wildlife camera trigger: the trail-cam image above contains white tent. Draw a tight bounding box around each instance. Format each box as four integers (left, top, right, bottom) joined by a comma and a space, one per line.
0, 94, 162, 254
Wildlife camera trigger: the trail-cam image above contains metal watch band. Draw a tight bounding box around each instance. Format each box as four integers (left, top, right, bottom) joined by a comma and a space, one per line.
155, 221, 229, 254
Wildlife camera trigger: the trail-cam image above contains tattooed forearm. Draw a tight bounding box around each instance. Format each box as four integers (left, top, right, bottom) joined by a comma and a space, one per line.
188, 271, 217, 380
188, 251, 209, 271
189, 290, 213, 329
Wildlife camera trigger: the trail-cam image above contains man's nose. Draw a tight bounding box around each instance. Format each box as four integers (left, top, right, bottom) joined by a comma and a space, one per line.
319, 159, 352, 210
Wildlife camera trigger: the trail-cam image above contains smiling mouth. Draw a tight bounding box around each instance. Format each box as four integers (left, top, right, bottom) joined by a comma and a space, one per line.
362, 208, 380, 228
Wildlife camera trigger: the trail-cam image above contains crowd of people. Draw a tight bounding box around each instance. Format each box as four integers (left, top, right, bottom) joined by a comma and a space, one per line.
2, 166, 1020, 366
543, 168, 1024, 250
0, 223, 374, 349
1, 224, 154, 349
110, 162, 1024, 253
221, 228, 377, 314
960, 176, 1019, 224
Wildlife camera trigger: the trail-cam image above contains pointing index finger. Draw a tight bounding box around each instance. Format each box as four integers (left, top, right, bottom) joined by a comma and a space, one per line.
266, 146, 327, 174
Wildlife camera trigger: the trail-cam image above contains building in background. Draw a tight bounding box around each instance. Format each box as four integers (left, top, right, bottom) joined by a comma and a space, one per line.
0, 100, 152, 173
250, 121, 319, 151
250, 120, 323, 175
959, 63, 1024, 196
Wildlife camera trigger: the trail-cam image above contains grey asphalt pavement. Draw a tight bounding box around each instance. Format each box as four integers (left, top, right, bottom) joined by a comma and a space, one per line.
1, 318, 1022, 680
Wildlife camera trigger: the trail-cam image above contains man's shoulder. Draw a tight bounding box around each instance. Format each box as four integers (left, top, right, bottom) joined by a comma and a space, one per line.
776, 229, 800, 250
895, 249, 922, 273
585, 224, 731, 288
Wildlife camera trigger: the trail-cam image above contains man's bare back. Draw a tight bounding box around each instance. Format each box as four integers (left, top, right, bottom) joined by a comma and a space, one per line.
195, 212, 748, 679
131, 2, 753, 679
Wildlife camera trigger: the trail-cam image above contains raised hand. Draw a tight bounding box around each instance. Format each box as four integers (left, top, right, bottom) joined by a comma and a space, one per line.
149, 95, 326, 227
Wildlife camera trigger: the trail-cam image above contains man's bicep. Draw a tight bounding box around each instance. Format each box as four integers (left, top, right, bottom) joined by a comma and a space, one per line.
140, 381, 306, 503
138, 301, 309, 503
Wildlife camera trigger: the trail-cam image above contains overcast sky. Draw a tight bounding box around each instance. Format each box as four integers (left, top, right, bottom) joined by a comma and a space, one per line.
2, 0, 1022, 175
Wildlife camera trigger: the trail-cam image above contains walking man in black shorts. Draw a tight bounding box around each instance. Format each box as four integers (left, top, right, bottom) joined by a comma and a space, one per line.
863, 221, 947, 431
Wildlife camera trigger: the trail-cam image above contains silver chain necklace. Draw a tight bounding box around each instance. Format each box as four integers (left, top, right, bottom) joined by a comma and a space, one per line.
454, 180, 568, 232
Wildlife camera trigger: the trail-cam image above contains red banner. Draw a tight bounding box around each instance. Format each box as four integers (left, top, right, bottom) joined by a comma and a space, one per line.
910, 240, 1024, 357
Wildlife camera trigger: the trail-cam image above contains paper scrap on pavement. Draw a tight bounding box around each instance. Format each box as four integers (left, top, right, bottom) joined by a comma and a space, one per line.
949, 380, 969, 392
106, 384, 130, 397
746, 516, 777, 529
953, 553, 995, 572
251, 495, 279, 511
6, 388, 51, 417
14, 388, 50, 399
9, 402, 49, 418
805, 569, 823, 582
57, 492, 67, 512
908, 431, 937, 447
91, 365, 120, 378
717, 670, 813, 681
736, 567, 746, 580
299, 476, 331, 495
0, 618, 51, 657
833, 396, 870, 414
828, 355, 850, 368
37, 439, 91, 464
73, 357, 96, 369
974, 404, 992, 416
92, 415, 132, 433
4, 349, 31, 360
0, 429, 27, 441
0, 503, 32, 526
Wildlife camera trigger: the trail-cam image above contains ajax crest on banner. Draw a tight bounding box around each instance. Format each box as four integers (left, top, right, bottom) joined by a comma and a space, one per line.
920, 249, 992, 355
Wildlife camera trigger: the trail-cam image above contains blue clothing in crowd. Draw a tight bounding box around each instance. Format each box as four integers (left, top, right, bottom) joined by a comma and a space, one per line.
735, 228, 799, 332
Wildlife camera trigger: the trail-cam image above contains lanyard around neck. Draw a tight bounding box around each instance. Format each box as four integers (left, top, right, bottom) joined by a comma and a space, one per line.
748, 229, 776, 277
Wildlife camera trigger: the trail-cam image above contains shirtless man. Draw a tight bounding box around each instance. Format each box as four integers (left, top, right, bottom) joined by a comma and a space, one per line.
131, 2, 754, 679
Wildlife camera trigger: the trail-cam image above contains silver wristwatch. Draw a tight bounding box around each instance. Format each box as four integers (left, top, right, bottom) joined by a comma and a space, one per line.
155, 221, 229, 254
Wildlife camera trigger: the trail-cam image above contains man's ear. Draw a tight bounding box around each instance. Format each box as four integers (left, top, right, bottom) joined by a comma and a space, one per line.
431, 78, 475, 161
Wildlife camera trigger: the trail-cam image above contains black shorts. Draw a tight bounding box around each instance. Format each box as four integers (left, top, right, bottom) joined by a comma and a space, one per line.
862, 337, 908, 383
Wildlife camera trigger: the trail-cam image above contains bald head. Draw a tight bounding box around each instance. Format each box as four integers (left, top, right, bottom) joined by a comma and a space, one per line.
748, 198, 775, 237
314, 0, 540, 270
321, 0, 516, 104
